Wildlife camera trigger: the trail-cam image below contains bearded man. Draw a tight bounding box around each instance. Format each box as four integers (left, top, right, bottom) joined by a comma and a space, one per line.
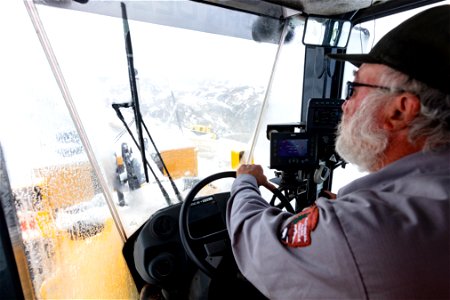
226, 5, 449, 300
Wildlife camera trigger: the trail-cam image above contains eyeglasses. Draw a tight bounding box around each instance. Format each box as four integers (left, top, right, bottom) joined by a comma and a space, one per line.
345, 81, 404, 100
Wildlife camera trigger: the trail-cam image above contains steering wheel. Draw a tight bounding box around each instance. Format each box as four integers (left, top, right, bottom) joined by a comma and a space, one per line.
179, 171, 294, 278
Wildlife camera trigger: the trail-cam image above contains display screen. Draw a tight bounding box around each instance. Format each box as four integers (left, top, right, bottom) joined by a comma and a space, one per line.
277, 139, 309, 158
270, 132, 315, 170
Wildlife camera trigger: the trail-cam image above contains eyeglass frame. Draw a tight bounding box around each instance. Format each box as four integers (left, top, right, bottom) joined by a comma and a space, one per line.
345, 81, 406, 100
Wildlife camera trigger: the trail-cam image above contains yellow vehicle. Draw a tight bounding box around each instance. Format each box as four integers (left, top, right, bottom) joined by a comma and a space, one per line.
0, 0, 447, 299
191, 124, 213, 135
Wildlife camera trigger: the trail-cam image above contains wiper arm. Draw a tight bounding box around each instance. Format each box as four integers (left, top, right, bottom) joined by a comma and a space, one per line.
112, 104, 172, 206
141, 121, 183, 203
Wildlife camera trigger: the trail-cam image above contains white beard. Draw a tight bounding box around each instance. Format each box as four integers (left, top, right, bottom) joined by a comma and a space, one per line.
335, 94, 390, 172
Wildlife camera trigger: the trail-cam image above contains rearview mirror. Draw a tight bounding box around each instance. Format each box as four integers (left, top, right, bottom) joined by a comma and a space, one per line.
303, 16, 352, 48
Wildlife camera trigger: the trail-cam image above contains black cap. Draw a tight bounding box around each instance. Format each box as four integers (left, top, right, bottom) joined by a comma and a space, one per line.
328, 5, 450, 95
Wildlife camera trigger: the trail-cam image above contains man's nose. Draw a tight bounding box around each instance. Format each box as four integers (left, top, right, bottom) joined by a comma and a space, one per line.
341, 100, 348, 111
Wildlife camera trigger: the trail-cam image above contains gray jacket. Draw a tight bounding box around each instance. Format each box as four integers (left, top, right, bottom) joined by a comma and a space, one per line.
226, 149, 450, 299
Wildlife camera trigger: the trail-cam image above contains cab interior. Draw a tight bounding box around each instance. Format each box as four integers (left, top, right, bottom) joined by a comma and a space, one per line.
0, 0, 447, 299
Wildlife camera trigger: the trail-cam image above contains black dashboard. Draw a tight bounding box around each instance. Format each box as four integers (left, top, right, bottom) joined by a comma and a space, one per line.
128, 192, 232, 297
124, 185, 267, 299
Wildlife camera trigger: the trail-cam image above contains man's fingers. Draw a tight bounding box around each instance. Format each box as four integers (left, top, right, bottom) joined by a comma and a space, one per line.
320, 190, 337, 199
262, 180, 277, 191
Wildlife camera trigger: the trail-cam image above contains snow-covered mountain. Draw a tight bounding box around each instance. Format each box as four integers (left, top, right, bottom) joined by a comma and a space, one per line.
138, 79, 266, 143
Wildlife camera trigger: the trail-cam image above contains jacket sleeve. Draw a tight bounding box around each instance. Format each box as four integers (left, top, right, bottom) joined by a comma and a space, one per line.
226, 174, 366, 299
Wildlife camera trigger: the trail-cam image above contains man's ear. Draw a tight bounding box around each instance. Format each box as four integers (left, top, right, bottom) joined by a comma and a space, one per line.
383, 93, 421, 131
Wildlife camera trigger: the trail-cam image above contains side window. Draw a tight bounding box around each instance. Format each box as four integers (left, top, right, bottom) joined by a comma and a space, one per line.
331, 3, 445, 193
0, 2, 139, 298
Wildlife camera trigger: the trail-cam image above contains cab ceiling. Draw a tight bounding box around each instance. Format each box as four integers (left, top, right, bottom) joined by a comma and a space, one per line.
193, 0, 443, 20
40, 0, 444, 20
35, 0, 444, 42
266, 0, 388, 15
200, 0, 389, 16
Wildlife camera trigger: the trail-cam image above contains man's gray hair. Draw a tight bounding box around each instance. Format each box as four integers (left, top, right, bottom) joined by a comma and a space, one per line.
379, 66, 450, 151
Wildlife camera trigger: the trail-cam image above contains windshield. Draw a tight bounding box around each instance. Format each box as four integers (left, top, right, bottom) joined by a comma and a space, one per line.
0, 2, 304, 296
26, 2, 304, 236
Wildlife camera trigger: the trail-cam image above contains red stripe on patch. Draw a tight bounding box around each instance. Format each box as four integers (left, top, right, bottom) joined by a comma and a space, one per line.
280, 205, 319, 247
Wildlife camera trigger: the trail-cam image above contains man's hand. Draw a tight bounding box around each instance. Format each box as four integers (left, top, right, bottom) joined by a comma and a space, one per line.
236, 164, 276, 191
319, 189, 337, 199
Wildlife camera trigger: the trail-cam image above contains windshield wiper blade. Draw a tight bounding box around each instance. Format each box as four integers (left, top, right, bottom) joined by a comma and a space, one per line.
121, 2, 149, 183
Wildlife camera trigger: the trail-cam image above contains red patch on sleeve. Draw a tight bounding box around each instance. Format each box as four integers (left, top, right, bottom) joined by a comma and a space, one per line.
280, 205, 319, 247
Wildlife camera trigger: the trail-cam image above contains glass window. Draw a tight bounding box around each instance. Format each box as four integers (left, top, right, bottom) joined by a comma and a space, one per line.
332, 2, 449, 193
